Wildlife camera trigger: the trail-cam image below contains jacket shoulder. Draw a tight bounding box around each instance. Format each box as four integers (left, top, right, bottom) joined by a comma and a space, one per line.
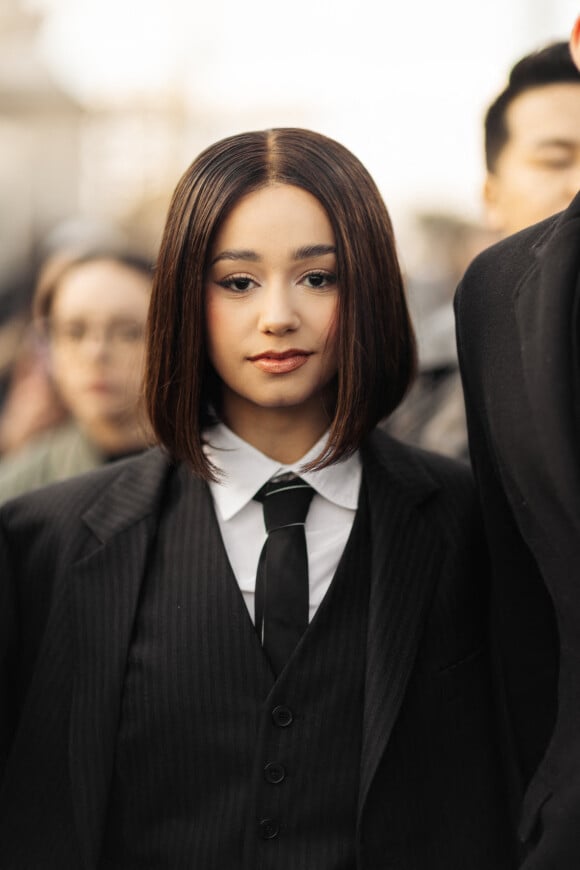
366, 428, 475, 501
366, 430, 483, 570
455, 213, 558, 318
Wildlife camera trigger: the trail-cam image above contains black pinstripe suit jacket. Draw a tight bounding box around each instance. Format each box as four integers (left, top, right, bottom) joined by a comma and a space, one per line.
0, 428, 514, 869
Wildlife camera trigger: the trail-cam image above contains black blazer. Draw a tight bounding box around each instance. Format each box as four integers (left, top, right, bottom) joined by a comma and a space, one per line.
0, 429, 513, 869
455, 191, 580, 868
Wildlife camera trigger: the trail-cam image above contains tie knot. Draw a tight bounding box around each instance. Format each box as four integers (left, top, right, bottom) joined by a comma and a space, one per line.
255, 476, 314, 533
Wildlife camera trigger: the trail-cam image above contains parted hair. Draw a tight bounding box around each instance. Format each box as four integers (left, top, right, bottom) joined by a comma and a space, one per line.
145, 128, 416, 479
485, 42, 580, 171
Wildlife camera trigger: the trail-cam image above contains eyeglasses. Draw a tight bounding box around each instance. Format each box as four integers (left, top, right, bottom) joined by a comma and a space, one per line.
49, 319, 146, 351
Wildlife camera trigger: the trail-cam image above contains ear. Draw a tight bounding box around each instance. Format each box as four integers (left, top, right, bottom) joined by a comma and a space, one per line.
482, 173, 505, 232
570, 15, 580, 71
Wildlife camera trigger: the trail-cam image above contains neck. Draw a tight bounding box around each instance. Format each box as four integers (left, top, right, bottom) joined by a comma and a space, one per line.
220, 401, 332, 464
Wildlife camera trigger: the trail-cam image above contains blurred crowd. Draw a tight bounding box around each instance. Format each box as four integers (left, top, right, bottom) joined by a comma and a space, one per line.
1, 38, 580, 503
386, 39, 580, 460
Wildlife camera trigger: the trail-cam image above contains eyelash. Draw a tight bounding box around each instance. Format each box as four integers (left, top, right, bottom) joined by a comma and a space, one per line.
218, 274, 255, 292
302, 270, 337, 289
217, 270, 337, 293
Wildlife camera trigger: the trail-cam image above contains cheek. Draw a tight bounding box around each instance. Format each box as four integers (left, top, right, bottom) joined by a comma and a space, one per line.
49, 350, 74, 392
123, 351, 146, 393
204, 294, 227, 362
205, 295, 247, 374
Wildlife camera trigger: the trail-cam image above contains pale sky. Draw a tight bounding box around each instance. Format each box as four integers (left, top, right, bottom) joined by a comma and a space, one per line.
26, 0, 580, 228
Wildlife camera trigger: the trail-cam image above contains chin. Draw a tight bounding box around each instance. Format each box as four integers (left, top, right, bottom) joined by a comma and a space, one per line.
257, 393, 315, 410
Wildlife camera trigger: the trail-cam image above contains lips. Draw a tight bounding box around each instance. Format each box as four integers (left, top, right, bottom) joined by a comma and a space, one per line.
248, 349, 312, 374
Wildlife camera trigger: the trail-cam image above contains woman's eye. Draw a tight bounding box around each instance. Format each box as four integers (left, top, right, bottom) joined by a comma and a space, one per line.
219, 275, 255, 292
303, 271, 336, 289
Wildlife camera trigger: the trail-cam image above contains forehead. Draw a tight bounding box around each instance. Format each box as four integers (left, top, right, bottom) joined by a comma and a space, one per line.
52, 259, 151, 318
505, 82, 580, 145
212, 184, 335, 250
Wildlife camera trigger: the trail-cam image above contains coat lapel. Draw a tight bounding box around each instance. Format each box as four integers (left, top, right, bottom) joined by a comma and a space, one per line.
68, 449, 171, 870
510, 194, 580, 564
357, 433, 445, 823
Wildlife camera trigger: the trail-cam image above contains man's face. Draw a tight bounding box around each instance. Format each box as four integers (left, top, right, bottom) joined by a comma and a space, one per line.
484, 82, 580, 236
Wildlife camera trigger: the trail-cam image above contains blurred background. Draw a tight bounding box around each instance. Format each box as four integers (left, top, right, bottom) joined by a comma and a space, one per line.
0, 0, 577, 469
1, 0, 577, 272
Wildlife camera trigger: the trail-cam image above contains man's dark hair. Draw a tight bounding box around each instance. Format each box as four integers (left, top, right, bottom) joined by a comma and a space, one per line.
145, 128, 417, 480
485, 42, 580, 171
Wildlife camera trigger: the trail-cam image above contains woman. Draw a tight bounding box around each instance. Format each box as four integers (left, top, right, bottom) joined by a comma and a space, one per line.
0, 129, 513, 869
0, 250, 153, 502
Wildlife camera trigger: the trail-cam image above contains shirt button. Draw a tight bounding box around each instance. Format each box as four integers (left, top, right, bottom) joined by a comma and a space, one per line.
264, 762, 286, 784
259, 818, 280, 840
271, 705, 293, 727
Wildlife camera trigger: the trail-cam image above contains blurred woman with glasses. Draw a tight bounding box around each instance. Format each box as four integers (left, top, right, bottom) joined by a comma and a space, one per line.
0, 250, 153, 502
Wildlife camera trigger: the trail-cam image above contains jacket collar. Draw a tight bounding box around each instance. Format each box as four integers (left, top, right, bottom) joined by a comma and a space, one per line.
532, 189, 580, 258
80, 447, 171, 547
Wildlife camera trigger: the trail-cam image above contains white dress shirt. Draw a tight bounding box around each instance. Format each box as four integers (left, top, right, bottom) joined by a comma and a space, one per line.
204, 423, 362, 624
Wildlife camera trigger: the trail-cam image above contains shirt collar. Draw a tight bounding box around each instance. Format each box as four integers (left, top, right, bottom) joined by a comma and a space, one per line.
204, 422, 361, 521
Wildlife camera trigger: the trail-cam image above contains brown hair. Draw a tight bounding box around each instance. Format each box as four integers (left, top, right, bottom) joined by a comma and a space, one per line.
146, 128, 416, 479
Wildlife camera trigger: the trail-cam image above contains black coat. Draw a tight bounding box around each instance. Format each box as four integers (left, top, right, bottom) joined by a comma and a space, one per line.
455, 191, 580, 869
0, 429, 513, 869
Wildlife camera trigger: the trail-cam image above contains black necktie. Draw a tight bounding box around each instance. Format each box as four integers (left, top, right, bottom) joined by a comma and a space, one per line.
254, 476, 314, 676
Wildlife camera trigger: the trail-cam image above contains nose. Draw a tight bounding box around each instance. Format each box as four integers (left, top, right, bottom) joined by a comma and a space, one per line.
257, 286, 300, 335
82, 329, 112, 360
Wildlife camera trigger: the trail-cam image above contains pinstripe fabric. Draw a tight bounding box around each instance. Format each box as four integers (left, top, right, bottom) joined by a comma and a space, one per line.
100, 465, 272, 866
0, 433, 515, 869
246, 495, 369, 870
0, 449, 170, 869
100, 469, 369, 869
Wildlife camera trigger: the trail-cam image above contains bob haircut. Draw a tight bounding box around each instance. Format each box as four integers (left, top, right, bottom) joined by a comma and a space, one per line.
146, 128, 416, 480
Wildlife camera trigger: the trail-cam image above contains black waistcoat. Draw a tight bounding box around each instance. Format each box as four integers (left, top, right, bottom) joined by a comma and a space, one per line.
99, 465, 370, 870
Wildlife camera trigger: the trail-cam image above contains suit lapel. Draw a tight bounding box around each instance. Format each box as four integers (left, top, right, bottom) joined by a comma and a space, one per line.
510, 194, 580, 563
68, 449, 171, 870
357, 433, 445, 823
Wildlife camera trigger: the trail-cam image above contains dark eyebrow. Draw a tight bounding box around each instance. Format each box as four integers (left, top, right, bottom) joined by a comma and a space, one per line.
209, 250, 260, 266
209, 243, 336, 268
292, 244, 336, 260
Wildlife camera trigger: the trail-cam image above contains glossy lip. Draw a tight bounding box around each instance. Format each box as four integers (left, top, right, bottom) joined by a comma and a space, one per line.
247, 348, 312, 375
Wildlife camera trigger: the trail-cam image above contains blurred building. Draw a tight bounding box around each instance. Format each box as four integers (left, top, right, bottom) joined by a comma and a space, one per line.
0, 0, 82, 292
0, 0, 195, 299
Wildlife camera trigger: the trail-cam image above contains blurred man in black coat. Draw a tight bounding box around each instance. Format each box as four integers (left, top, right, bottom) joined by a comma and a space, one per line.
455, 17, 580, 870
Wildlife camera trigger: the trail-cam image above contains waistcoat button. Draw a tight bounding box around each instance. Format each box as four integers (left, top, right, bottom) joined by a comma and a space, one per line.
259, 818, 280, 839
264, 762, 286, 784
271, 705, 293, 727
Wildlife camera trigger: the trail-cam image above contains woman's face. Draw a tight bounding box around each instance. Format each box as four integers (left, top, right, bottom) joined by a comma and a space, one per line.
49, 259, 150, 432
204, 183, 339, 439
